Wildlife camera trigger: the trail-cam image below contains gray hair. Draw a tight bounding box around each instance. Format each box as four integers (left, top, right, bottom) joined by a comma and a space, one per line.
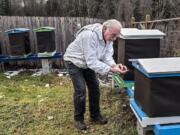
102, 19, 122, 30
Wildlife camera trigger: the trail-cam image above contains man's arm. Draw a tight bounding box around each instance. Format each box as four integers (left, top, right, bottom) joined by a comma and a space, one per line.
102, 43, 128, 74
102, 43, 116, 66
82, 31, 111, 75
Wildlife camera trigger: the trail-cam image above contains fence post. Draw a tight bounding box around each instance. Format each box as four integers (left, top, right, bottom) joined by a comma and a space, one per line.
131, 16, 135, 28
145, 14, 151, 29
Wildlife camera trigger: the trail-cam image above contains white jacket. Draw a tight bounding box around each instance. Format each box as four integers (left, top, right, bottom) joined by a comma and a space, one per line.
63, 23, 116, 75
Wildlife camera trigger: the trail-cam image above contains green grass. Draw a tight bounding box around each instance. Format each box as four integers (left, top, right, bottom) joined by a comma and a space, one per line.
0, 72, 137, 135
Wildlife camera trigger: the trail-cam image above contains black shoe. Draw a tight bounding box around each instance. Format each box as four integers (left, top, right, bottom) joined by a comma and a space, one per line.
74, 120, 87, 130
90, 115, 108, 125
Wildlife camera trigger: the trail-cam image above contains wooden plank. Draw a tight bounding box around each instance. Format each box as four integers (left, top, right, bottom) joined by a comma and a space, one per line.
60, 17, 66, 52
68, 17, 74, 44
64, 17, 69, 49
0, 16, 5, 54
33, 16, 38, 52
39, 17, 44, 27
4, 16, 10, 55
36, 16, 41, 28
27, 16, 35, 53
44, 17, 48, 26
58, 17, 63, 52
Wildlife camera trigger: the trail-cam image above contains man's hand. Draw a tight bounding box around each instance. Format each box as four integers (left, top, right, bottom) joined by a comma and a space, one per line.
117, 64, 128, 74
110, 64, 128, 74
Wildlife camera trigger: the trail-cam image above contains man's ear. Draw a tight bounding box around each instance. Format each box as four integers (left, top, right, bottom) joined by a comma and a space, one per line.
103, 26, 107, 31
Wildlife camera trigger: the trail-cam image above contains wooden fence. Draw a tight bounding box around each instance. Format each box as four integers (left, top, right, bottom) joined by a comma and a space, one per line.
0, 16, 103, 55
131, 16, 180, 57
1, 16, 179, 68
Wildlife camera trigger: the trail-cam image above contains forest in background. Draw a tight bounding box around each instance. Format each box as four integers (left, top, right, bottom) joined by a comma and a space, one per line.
0, 0, 180, 23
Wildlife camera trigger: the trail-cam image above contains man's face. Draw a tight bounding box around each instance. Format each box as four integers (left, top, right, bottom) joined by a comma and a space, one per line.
103, 26, 121, 42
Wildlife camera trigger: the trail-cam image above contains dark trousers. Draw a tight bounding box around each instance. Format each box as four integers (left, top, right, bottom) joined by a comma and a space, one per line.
65, 61, 100, 121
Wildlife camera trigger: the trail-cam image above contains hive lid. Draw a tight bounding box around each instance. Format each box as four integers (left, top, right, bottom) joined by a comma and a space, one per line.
5, 28, 30, 35
33, 26, 55, 32
131, 57, 180, 78
119, 28, 166, 39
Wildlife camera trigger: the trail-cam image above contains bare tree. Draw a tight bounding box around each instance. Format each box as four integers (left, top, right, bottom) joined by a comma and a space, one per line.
0, 0, 179, 23
0, 0, 11, 15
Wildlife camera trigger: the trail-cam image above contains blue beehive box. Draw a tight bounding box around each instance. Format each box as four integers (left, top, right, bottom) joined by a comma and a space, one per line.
5, 28, 31, 56
132, 57, 180, 117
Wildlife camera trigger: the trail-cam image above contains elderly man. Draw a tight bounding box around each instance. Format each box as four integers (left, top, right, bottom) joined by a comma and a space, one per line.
64, 19, 128, 130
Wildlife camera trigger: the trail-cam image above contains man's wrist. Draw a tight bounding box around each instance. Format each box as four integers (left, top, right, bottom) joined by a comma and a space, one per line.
110, 64, 116, 68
